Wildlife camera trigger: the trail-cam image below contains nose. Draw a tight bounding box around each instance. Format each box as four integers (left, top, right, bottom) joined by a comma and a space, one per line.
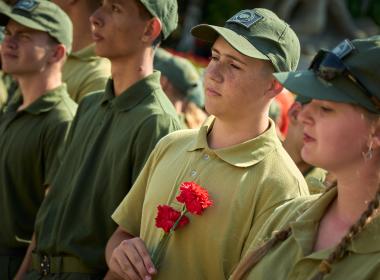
2, 35, 17, 50
298, 101, 314, 126
90, 6, 103, 28
205, 60, 223, 84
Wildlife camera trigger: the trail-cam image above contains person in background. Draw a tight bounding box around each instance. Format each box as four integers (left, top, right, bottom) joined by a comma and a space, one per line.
154, 47, 207, 128
283, 96, 329, 194
49, 0, 111, 102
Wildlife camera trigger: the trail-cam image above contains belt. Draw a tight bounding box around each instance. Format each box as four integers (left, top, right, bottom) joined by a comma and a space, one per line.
31, 253, 97, 276
0, 247, 27, 256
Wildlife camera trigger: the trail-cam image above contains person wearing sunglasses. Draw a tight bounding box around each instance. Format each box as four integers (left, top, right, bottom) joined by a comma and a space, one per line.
230, 36, 380, 280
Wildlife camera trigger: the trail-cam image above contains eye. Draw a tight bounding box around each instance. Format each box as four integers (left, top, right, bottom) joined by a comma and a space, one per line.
230, 63, 241, 70
320, 105, 333, 112
210, 55, 219, 61
111, 4, 121, 12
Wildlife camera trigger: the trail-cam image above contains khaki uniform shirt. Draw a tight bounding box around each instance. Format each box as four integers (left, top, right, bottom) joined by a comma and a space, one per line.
304, 167, 327, 194
34, 72, 181, 272
0, 84, 76, 250
63, 44, 111, 102
112, 117, 309, 279
0, 72, 6, 110
242, 188, 380, 280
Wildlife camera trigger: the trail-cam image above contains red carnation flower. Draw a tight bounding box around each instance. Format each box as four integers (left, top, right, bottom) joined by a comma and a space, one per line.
155, 205, 190, 233
176, 181, 213, 215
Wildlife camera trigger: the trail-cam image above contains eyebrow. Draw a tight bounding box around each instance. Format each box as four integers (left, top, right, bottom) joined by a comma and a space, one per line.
211, 47, 247, 66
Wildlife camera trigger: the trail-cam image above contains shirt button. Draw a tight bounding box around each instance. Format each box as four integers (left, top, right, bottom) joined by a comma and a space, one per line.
190, 170, 197, 177
203, 154, 210, 160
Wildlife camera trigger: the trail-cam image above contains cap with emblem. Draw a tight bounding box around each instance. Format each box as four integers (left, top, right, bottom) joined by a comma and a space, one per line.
0, 0, 73, 53
154, 48, 204, 108
191, 8, 300, 72
275, 36, 380, 114
139, 0, 178, 40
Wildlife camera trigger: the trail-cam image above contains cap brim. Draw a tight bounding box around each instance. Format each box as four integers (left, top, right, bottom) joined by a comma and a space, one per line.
274, 71, 378, 111
0, 11, 48, 33
191, 24, 268, 60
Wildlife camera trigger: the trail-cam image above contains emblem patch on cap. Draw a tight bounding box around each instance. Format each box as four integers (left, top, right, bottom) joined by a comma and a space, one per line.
226, 10, 263, 29
331, 39, 355, 59
13, 0, 38, 12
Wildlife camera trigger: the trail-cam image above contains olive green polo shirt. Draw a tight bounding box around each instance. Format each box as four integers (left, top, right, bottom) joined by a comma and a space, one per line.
0, 84, 76, 250
241, 188, 380, 280
304, 167, 327, 195
63, 44, 111, 102
112, 117, 309, 279
33, 72, 181, 273
0, 72, 6, 110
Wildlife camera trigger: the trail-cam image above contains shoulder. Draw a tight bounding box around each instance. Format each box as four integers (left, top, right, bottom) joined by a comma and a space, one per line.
152, 128, 198, 154
256, 195, 319, 242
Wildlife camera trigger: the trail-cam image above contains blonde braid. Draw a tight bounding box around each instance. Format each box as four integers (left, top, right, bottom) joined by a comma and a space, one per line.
231, 187, 337, 280
230, 227, 292, 280
310, 186, 380, 280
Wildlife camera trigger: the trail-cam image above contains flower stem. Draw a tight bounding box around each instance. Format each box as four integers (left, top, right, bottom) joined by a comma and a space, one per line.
151, 211, 188, 269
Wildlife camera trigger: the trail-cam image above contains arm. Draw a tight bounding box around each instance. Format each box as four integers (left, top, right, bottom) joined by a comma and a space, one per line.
106, 227, 156, 280
13, 234, 36, 280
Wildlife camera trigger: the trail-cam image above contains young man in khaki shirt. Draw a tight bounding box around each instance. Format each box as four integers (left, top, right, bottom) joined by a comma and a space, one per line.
107, 8, 309, 280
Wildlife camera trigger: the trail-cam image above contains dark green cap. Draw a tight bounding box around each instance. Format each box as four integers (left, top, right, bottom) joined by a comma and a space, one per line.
191, 8, 300, 72
139, 0, 178, 40
275, 36, 380, 114
0, 0, 73, 53
154, 48, 204, 108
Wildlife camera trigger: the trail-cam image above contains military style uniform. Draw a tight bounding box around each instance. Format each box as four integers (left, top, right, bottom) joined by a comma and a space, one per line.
241, 188, 380, 280
63, 44, 111, 103
28, 72, 181, 279
304, 166, 327, 194
112, 117, 309, 279
0, 85, 77, 279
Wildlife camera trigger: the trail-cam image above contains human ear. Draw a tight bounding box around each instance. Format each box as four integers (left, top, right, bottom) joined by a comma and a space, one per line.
49, 44, 66, 64
266, 78, 283, 98
142, 17, 162, 44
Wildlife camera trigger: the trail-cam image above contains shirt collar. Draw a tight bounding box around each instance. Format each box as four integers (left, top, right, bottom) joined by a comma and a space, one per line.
8, 84, 67, 115
100, 71, 162, 112
187, 116, 281, 167
291, 187, 380, 256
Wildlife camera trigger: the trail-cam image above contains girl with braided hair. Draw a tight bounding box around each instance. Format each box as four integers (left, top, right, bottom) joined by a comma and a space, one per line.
230, 35, 380, 280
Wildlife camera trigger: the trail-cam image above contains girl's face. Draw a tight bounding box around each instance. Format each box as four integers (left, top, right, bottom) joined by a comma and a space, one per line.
298, 99, 372, 172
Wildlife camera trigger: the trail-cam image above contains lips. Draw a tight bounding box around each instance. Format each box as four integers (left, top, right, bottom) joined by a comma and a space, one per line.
1, 52, 18, 60
91, 31, 104, 42
303, 132, 315, 143
205, 87, 221, 97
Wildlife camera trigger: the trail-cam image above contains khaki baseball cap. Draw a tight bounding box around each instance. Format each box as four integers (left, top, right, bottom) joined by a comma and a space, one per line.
139, 0, 178, 40
154, 48, 204, 108
191, 8, 300, 72
274, 36, 380, 114
0, 0, 73, 53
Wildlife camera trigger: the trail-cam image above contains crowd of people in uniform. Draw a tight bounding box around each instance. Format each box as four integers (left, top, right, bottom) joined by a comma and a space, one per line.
0, 0, 379, 279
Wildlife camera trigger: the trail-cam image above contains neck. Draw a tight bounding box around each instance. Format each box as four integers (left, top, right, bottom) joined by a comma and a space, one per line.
333, 159, 380, 225
207, 114, 269, 149
110, 49, 154, 96
17, 71, 62, 110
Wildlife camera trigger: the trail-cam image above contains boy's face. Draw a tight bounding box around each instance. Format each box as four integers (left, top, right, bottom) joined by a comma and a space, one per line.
90, 0, 151, 60
1, 20, 55, 77
204, 36, 273, 121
